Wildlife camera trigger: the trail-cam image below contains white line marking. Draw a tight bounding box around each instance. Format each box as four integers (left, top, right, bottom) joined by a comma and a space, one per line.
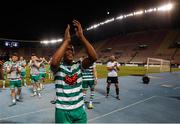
0, 96, 104, 121
88, 96, 156, 122
94, 96, 105, 100
174, 87, 180, 90
148, 76, 161, 79
0, 107, 53, 121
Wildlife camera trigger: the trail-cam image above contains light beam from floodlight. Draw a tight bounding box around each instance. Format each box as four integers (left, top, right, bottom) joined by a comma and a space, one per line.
126, 13, 133, 17
134, 10, 144, 15
57, 39, 63, 42
158, 3, 173, 11
116, 15, 124, 20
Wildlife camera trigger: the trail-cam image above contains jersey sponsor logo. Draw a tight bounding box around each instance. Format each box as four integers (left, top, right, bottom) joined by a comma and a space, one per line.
64, 73, 78, 86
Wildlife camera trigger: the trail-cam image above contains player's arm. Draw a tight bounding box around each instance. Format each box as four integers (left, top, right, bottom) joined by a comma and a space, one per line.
48, 58, 52, 65
28, 60, 32, 66
34, 60, 41, 68
73, 20, 97, 69
22, 61, 26, 67
114, 62, 120, 71
43, 58, 49, 64
107, 66, 115, 71
6, 66, 12, 74
22, 64, 26, 68
50, 25, 71, 73
39, 60, 44, 66
17, 66, 21, 74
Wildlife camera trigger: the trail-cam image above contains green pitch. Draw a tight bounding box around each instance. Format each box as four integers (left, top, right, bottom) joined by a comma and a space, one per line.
96, 65, 180, 78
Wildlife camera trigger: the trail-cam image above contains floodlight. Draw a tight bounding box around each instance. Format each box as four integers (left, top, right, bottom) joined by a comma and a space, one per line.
126, 13, 133, 17
116, 15, 124, 20
50, 40, 56, 43
158, 3, 173, 11
5, 42, 9, 46
57, 39, 63, 42
134, 10, 144, 15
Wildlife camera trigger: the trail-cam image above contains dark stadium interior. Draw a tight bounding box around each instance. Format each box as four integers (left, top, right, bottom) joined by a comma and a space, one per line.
0, 1, 180, 123
0, 0, 179, 40
0, 0, 180, 65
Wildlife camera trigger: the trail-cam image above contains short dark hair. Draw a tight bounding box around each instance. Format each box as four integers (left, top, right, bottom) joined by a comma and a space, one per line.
12, 52, 18, 57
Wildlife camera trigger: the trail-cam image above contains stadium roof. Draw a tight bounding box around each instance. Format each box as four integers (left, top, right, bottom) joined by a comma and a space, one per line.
0, 0, 179, 41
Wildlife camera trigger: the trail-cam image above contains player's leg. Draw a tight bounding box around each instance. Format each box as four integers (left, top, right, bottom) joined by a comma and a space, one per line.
88, 81, 95, 109
21, 71, 27, 87
55, 108, 72, 123
40, 73, 45, 90
82, 81, 88, 102
36, 82, 41, 97
106, 77, 112, 97
31, 75, 37, 96
35, 75, 41, 97
82, 81, 88, 109
9, 81, 16, 106
71, 107, 87, 123
23, 72, 27, 87
16, 80, 23, 102
114, 77, 120, 100
39, 74, 43, 90
32, 83, 37, 96
2, 73, 6, 88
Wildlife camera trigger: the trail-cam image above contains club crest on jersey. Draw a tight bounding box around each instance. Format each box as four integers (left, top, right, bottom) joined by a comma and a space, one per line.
65, 73, 78, 86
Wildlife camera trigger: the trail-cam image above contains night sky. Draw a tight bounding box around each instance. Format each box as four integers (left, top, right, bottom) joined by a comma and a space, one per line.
0, 0, 177, 41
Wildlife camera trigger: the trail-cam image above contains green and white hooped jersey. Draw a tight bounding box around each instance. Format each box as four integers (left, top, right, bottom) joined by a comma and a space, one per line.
19, 60, 26, 72
39, 63, 46, 74
7, 61, 21, 80
3, 61, 11, 74
82, 63, 96, 81
54, 61, 84, 110
30, 61, 40, 76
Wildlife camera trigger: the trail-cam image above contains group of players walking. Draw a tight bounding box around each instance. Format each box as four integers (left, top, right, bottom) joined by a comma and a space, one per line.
0, 20, 121, 123
1, 52, 120, 108
1, 53, 52, 106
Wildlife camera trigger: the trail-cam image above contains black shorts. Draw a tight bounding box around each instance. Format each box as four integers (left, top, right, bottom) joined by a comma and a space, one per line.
107, 77, 118, 84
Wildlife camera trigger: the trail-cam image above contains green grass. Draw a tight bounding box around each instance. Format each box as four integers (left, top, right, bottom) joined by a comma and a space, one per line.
96, 65, 180, 78
1, 65, 180, 87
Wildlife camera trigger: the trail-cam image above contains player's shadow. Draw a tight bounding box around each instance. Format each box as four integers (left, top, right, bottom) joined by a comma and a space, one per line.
95, 88, 106, 96
28, 87, 34, 93
95, 88, 120, 99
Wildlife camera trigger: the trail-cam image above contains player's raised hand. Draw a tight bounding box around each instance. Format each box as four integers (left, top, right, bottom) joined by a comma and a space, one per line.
73, 20, 83, 39
64, 24, 71, 42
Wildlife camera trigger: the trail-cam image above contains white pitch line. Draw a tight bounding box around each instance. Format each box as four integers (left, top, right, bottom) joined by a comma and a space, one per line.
88, 96, 156, 122
174, 87, 180, 90
94, 96, 106, 100
0, 96, 104, 121
0, 107, 53, 121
